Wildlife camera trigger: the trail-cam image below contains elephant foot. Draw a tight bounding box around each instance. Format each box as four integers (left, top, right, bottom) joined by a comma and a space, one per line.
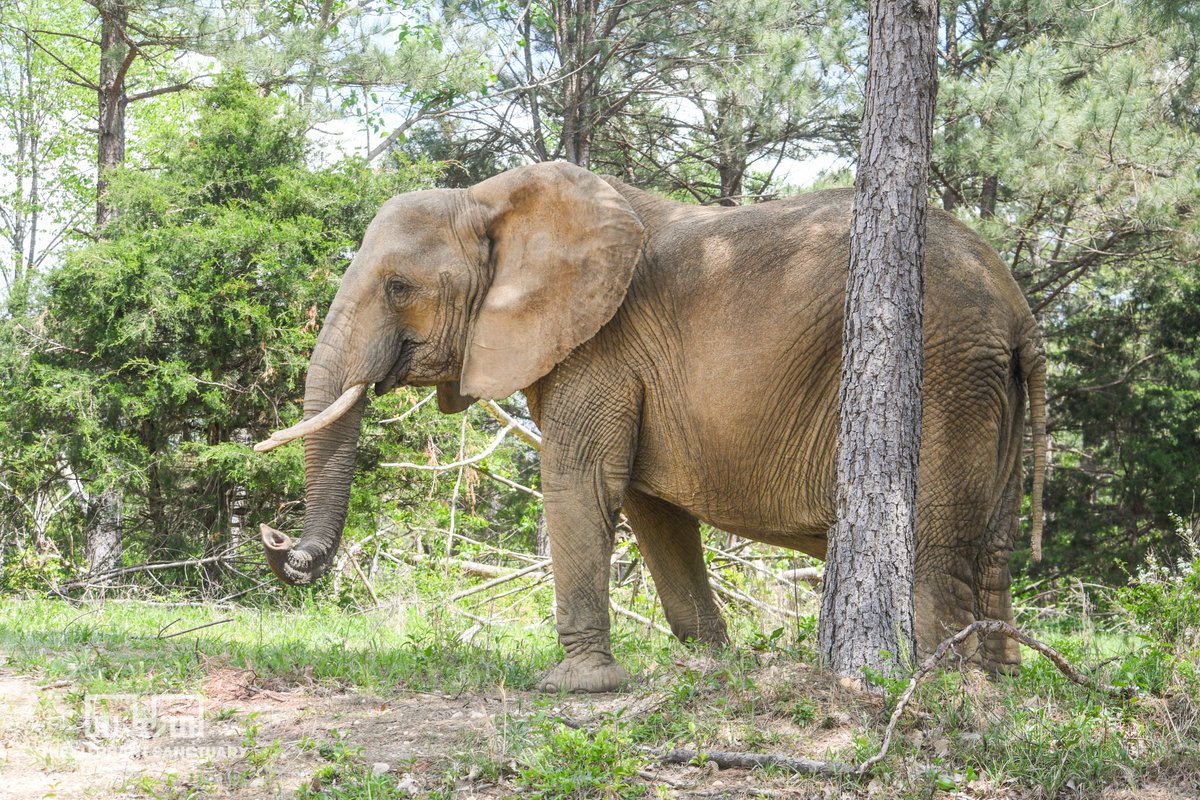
671, 619, 729, 648
538, 654, 629, 693
982, 627, 1022, 676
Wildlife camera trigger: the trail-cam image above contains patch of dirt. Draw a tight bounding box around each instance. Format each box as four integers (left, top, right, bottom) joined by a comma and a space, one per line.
1, 664, 1196, 800
0, 668, 500, 799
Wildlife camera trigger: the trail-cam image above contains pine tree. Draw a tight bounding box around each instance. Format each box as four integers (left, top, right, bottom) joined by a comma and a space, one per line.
819, 0, 938, 679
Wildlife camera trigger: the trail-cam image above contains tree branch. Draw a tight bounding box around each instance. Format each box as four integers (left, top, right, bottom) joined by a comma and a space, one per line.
657, 620, 1136, 780
380, 423, 515, 471
661, 748, 853, 777
857, 619, 1136, 776
128, 77, 207, 103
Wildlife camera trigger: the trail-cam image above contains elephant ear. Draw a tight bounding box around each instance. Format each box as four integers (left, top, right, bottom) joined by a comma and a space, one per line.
459, 161, 644, 400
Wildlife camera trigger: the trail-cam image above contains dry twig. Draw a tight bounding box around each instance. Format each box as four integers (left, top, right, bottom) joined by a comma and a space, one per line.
653, 619, 1138, 779
858, 618, 1136, 775
662, 747, 853, 776
158, 618, 233, 640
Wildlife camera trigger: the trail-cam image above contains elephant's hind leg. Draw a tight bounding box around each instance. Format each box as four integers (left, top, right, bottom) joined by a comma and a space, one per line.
977, 437, 1024, 674
915, 414, 1000, 664
624, 491, 728, 646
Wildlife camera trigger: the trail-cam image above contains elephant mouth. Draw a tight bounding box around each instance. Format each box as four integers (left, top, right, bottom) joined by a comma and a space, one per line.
375, 340, 414, 396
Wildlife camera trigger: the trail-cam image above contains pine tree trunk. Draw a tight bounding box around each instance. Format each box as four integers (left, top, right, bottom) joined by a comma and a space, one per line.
818, 0, 938, 680
979, 174, 998, 218
715, 91, 746, 206
96, 0, 130, 229
225, 429, 252, 568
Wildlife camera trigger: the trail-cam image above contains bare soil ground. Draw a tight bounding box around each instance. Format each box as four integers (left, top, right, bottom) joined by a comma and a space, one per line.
0, 666, 1194, 800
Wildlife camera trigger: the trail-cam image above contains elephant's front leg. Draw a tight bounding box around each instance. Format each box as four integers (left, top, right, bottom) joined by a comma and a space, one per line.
537, 477, 630, 693
532, 373, 641, 693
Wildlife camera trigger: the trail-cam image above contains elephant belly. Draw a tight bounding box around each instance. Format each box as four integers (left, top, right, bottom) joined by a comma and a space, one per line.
627, 425, 837, 559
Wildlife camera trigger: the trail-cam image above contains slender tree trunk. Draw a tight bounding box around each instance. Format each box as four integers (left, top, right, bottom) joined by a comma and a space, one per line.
818, 0, 938, 680
202, 421, 229, 591
96, 0, 131, 228
24, 32, 40, 284
535, 514, 551, 558
715, 92, 746, 206
5, 35, 32, 297
225, 429, 252, 568
523, 14, 550, 162
86, 486, 123, 579
979, 174, 998, 218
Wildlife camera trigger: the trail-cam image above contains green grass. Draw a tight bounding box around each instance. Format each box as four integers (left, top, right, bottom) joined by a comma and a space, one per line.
0, 546, 822, 699
1, 552, 1197, 799
0, 593, 561, 696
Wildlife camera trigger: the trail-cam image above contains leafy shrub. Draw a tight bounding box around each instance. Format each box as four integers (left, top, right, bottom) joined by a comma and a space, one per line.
1116, 516, 1200, 653
514, 714, 646, 799
1113, 515, 1200, 700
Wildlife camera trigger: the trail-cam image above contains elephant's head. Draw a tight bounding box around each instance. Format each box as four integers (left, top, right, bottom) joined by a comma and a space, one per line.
255, 162, 644, 585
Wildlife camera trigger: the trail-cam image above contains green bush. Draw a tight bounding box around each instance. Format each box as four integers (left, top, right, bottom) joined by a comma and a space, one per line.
1114, 515, 1200, 697
514, 714, 646, 799
1116, 516, 1200, 653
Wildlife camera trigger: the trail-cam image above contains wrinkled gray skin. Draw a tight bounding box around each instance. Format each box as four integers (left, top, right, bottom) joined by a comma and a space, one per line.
263, 161, 1047, 693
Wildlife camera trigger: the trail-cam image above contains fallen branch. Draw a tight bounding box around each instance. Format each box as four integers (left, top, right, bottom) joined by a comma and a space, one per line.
480, 578, 551, 618
379, 550, 527, 579
349, 555, 380, 606
611, 599, 673, 637
709, 572, 805, 619
703, 544, 820, 591
56, 545, 249, 589
448, 604, 505, 627
466, 573, 551, 610
636, 768, 687, 789
158, 618, 232, 640
856, 618, 1137, 776
662, 748, 853, 777
781, 566, 823, 587
449, 560, 551, 602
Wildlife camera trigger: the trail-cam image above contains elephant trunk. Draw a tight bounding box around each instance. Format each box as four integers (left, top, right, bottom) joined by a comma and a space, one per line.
261, 347, 369, 586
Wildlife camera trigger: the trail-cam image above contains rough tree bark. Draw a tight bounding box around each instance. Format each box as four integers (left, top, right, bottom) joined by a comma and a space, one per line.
818, 0, 939, 679
95, 0, 132, 228
86, 486, 123, 579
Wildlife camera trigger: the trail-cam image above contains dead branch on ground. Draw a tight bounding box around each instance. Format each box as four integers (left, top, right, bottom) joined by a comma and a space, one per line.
661, 747, 854, 776
857, 618, 1136, 775
653, 619, 1138, 779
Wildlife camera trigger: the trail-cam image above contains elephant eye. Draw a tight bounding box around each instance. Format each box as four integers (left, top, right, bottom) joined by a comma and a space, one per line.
386, 277, 414, 304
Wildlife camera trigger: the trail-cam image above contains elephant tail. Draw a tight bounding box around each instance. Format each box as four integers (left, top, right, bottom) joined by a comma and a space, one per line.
1022, 339, 1048, 562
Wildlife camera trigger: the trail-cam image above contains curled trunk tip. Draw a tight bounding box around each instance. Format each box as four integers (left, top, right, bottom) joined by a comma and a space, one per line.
261, 523, 328, 585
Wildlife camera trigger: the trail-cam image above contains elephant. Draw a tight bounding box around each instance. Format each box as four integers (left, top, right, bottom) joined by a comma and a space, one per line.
256, 160, 1047, 693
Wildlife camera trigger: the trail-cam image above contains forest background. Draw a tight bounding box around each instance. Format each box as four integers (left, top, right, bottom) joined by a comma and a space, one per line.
0, 0, 1198, 602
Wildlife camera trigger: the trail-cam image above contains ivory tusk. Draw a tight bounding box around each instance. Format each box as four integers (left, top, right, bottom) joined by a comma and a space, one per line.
253, 384, 367, 452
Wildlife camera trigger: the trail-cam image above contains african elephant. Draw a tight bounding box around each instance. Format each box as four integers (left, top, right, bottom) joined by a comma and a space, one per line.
256, 161, 1047, 693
